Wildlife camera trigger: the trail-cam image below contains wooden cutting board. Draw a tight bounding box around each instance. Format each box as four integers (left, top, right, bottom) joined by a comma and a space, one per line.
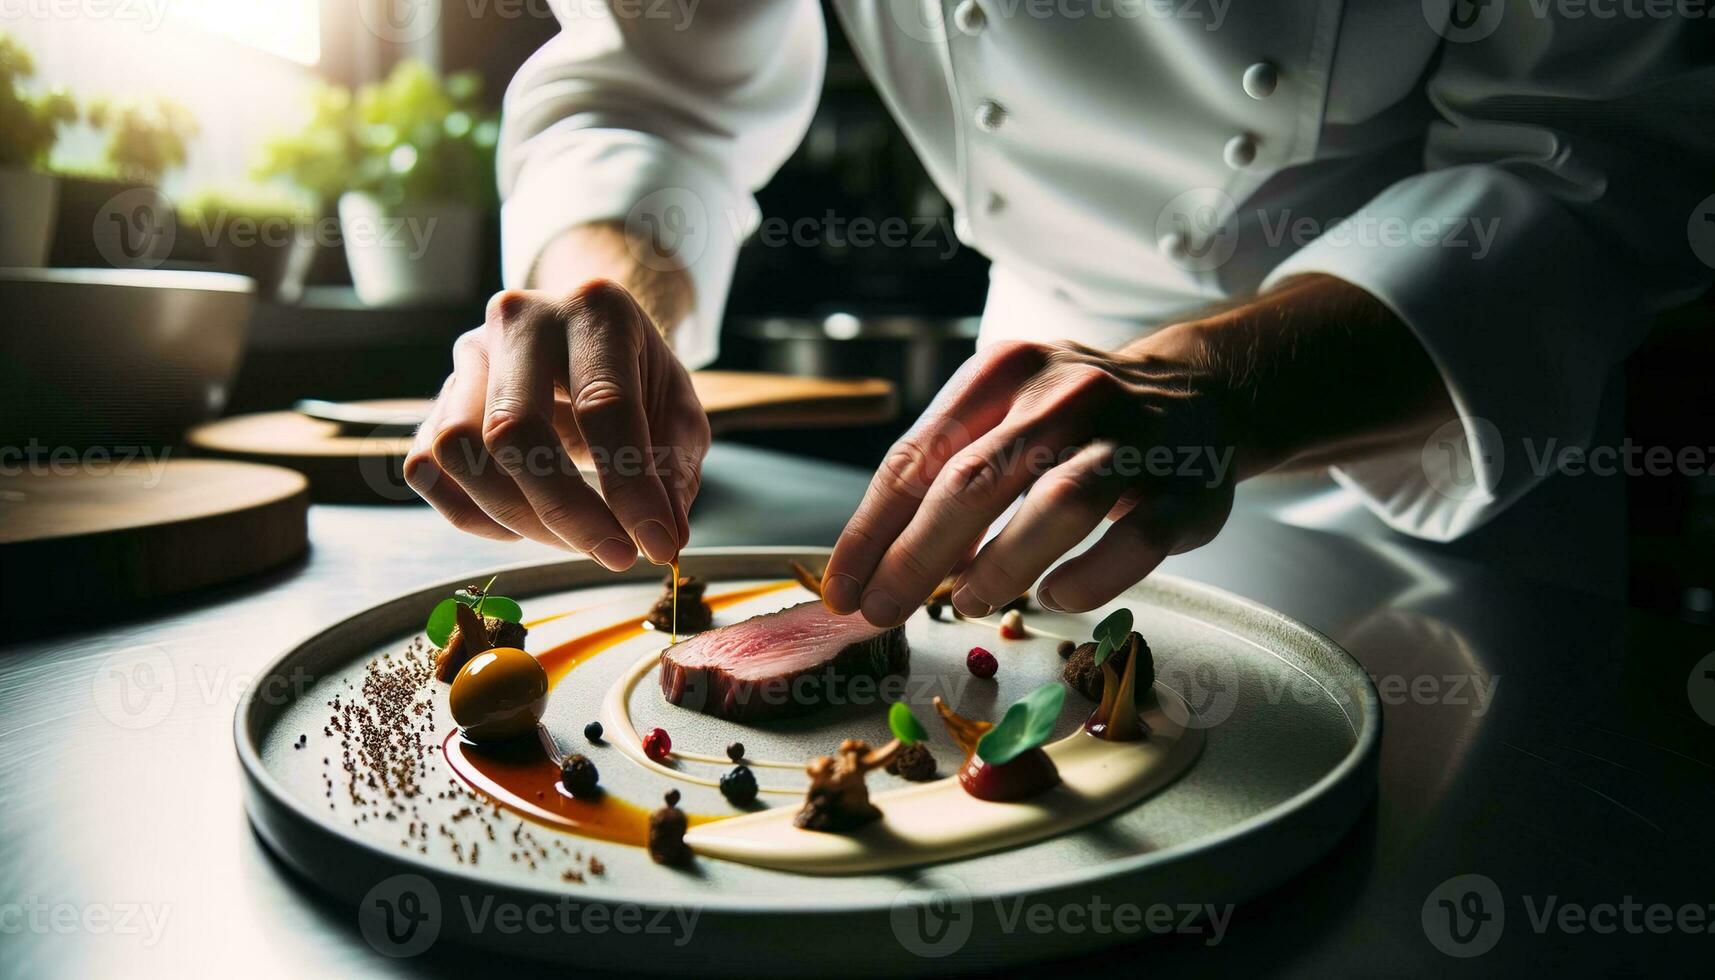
186, 370, 896, 503
0, 459, 308, 621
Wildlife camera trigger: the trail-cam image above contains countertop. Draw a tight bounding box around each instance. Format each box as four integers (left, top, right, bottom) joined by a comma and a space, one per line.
2, 443, 1711, 977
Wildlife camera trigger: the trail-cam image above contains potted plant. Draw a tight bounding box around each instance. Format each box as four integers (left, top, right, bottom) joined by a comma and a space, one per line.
257, 61, 498, 306
0, 34, 77, 267
182, 187, 318, 303
52, 95, 198, 269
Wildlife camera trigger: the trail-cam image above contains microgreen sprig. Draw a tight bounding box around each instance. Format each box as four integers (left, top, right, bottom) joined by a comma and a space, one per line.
425, 576, 523, 647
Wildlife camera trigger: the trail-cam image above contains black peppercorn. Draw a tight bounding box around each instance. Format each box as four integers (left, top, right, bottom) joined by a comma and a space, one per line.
583, 720, 604, 743
726, 741, 745, 763
719, 765, 759, 805
560, 754, 600, 798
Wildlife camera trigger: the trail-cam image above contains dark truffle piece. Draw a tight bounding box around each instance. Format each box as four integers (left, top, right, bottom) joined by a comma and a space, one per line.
647, 789, 692, 866
885, 742, 937, 782
434, 615, 529, 682
559, 754, 600, 799
648, 575, 714, 635
1062, 633, 1154, 701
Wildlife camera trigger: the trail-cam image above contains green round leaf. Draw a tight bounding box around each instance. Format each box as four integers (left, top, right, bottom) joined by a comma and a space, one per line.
976, 683, 1066, 765
889, 702, 927, 746
425, 598, 458, 648
1093, 608, 1133, 645
475, 595, 523, 624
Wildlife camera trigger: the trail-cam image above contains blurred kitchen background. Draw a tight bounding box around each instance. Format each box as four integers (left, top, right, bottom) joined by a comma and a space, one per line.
0, 1, 1710, 622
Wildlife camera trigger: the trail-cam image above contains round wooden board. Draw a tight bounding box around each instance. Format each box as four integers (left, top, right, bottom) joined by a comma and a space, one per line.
187, 372, 897, 503
0, 459, 308, 619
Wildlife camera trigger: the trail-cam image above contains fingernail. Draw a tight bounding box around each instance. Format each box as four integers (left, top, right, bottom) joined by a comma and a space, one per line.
593, 537, 636, 572
634, 520, 678, 565
823, 574, 861, 613
1037, 586, 1063, 612
951, 585, 992, 618
861, 590, 902, 627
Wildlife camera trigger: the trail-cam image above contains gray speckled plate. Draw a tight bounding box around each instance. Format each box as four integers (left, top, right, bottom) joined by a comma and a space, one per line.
236, 547, 1378, 974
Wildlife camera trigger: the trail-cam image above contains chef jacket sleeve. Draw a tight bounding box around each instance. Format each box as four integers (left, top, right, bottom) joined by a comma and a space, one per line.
1261, 12, 1715, 541
498, 1, 826, 367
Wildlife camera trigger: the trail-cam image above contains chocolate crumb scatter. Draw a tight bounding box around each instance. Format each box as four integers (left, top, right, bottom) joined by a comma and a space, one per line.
312, 635, 615, 882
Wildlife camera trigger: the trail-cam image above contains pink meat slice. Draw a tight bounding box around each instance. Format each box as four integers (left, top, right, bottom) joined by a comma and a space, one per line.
660, 600, 909, 721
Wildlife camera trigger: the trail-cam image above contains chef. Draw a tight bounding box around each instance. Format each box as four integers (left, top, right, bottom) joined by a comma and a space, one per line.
405, 1, 1712, 621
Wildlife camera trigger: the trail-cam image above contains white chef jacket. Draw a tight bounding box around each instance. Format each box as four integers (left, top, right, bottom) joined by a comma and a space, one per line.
498, 1, 1713, 544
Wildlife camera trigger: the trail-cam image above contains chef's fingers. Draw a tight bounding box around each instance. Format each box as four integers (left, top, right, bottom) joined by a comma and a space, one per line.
951, 442, 1127, 617
856, 413, 1070, 628
404, 375, 519, 541
564, 280, 681, 565
481, 292, 636, 568
1037, 487, 1232, 612
416, 330, 562, 545
822, 341, 1045, 614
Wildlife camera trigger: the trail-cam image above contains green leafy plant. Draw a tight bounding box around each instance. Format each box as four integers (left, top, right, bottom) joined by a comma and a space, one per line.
86, 96, 198, 184
0, 33, 77, 170
425, 577, 523, 648
1091, 608, 1133, 667
255, 60, 499, 209
888, 702, 927, 746
976, 683, 1065, 765
181, 186, 315, 241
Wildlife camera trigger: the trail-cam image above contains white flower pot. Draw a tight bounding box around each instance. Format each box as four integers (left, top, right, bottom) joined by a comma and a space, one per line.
338, 193, 482, 306
0, 168, 59, 268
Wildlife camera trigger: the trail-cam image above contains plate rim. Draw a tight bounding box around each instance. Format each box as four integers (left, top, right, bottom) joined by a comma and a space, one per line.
234, 545, 1381, 914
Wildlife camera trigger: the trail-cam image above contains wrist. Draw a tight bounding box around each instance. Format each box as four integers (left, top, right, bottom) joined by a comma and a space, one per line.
533, 222, 695, 336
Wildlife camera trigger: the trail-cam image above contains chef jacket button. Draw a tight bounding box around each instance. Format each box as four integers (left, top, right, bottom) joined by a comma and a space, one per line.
974, 99, 1007, 132
1223, 133, 1258, 170
953, 0, 987, 35
1242, 62, 1279, 99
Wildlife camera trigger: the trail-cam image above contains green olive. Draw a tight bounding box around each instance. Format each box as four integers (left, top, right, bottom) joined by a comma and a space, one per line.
449, 647, 548, 743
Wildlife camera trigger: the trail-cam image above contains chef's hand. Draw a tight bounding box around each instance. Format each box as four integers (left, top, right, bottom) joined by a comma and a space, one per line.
405, 253, 708, 570
822, 274, 1456, 623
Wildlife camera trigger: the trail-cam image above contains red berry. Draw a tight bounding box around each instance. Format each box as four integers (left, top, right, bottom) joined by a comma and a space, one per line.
998, 609, 1026, 639
643, 727, 672, 762
967, 647, 998, 679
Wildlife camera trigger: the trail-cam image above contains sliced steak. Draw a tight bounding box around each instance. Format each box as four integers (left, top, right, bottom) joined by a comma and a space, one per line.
659, 600, 909, 721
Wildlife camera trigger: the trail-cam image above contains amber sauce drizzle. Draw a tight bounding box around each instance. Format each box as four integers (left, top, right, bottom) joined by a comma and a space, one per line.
442, 579, 798, 842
